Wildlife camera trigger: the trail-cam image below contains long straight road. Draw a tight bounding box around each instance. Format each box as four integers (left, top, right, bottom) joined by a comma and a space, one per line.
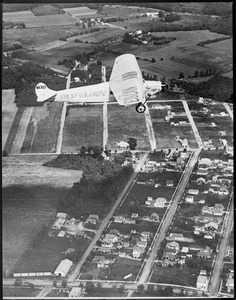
138, 149, 201, 284
68, 152, 149, 282
208, 191, 234, 295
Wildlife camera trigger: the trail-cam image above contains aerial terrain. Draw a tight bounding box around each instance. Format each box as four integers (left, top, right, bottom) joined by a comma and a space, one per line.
2, 2, 233, 299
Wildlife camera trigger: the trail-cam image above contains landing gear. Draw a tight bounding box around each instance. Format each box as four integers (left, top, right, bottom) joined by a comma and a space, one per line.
136, 103, 146, 113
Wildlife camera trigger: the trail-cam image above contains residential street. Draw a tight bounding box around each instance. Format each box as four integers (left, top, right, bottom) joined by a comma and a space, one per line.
138, 149, 201, 284
68, 152, 149, 283
208, 190, 234, 295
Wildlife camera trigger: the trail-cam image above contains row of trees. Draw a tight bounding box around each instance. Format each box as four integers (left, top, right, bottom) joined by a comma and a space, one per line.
197, 36, 231, 47
179, 69, 216, 80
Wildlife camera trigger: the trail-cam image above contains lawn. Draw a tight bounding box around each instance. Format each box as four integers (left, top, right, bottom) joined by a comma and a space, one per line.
150, 265, 200, 287
107, 104, 150, 151
86, 288, 128, 298
108, 221, 159, 235
62, 105, 103, 152
138, 170, 182, 185
98, 257, 142, 281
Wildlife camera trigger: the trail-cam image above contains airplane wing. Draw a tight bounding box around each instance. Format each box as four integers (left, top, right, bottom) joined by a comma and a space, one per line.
109, 54, 145, 106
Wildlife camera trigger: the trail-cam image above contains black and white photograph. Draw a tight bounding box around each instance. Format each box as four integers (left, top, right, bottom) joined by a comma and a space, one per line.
2, 2, 233, 299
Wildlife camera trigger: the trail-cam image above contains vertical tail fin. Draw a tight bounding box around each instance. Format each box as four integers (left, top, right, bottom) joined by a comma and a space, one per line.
35, 83, 57, 102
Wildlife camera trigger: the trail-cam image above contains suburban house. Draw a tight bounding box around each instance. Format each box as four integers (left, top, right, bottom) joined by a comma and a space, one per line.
196, 272, 209, 291
198, 158, 212, 167
54, 259, 73, 277
226, 277, 234, 293
189, 245, 204, 252
188, 189, 199, 195
137, 240, 147, 251
166, 180, 174, 187
185, 195, 194, 203
68, 287, 84, 297
103, 234, 118, 244
146, 197, 167, 207
133, 245, 142, 258
204, 232, 216, 239
197, 177, 206, 184
131, 213, 139, 218
150, 212, 159, 222
141, 231, 152, 239
114, 215, 125, 223
181, 246, 189, 253
166, 233, 194, 243
166, 241, 180, 251
204, 222, 219, 231
57, 212, 67, 219
96, 247, 111, 254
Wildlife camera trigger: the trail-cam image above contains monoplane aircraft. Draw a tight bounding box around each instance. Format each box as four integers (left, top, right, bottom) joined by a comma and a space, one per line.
35, 54, 167, 113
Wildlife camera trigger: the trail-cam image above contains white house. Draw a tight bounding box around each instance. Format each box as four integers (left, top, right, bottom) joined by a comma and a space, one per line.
54, 259, 73, 277
69, 287, 83, 297
52, 218, 66, 230
166, 241, 180, 251
133, 246, 142, 258
103, 234, 118, 243
185, 195, 194, 203
154, 197, 167, 207
57, 212, 67, 219
196, 274, 209, 291
188, 189, 199, 195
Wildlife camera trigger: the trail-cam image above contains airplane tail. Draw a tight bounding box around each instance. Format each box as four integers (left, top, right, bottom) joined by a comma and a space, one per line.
35, 83, 57, 102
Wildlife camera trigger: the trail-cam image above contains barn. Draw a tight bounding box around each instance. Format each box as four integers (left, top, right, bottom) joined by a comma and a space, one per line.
54, 259, 73, 277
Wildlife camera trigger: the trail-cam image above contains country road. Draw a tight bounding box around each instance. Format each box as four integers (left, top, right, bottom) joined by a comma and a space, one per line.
138, 149, 201, 284
68, 152, 149, 282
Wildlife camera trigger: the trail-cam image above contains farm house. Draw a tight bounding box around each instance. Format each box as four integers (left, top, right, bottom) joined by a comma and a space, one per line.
54, 259, 73, 277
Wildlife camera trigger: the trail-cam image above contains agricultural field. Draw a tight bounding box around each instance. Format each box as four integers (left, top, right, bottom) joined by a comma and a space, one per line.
61, 105, 103, 153
73, 27, 124, 43
63, 6, 97, 16
2, 89, 18, 151
2, 155, 82, 275
20, 103, 63, 153
107, 105, 150, 151
106, 30, 231, 79
3, 10, 76, 28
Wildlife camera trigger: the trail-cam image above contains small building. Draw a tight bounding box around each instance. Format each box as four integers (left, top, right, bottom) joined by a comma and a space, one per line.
137, 240, 147, 249
226, 278, 234, 293
131, 213, 139, 218
181, 246, 189, 253
204, 222, 218, 231
150, 212, 159, 222
188, 189, 199, 195
204, 232, 215, 239
166, 241, 180, 251
166, 180, 174, 187
185, 195, 194, 203
133, 246, 142, 258
54, 259, 73, 277
114, 215, 125, 223
69, 287, 83, 297
196, 274, 209, 291
154, 197, 167, 208
57, 212, 67, 219
58, 230, 65, 237
103, 234, 118, 243
52, 218, 66, 230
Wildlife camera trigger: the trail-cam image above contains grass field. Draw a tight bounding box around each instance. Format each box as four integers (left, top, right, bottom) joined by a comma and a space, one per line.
107, 105, 150, 150
2, 89, 18, 151
13, 232, 91, 273
150, 265, 199, 286
21, 102, 63, 153
3, 287, 42, 297
2, 155, 82, 275
63, 6, 97, 16
62, 105, 103, 152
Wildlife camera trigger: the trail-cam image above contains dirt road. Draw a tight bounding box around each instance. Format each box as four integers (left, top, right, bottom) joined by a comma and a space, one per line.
144, 104, 156, 151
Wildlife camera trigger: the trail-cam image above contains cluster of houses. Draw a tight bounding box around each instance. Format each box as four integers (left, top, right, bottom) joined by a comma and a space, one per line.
145, 196, 167, 208
160, 240, 213, 267
92, 228, 154, 263
225, 269, 234, 294
49, 213, 97, 239
144, 150, 190, 172
196, 270, 210, 291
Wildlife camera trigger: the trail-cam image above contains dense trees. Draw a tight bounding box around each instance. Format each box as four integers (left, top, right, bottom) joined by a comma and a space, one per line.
164, 13, 181, 22
173, 75, 233, 103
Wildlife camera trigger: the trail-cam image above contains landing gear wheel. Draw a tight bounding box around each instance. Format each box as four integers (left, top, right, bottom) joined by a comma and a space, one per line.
136, 103, 146, 113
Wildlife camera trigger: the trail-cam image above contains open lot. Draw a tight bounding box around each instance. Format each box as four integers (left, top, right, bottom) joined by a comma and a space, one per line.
21, 102, 63, 153
2, 155, 82, 275
107, 104, 150, 150
62, 105, 103, 152
2, 89, 18, 151
3, 287, 42, 297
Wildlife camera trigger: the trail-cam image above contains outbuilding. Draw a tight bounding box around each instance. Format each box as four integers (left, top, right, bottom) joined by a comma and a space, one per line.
54, 259, 73, 277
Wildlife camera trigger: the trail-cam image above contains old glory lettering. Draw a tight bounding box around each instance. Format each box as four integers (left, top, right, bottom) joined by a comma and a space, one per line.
60, 90, 107, 100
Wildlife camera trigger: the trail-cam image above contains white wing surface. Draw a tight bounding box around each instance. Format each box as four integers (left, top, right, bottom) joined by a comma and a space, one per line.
109, 54, 145, 106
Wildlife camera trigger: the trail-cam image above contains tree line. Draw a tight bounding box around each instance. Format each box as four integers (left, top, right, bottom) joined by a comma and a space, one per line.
172, 75, 233, 103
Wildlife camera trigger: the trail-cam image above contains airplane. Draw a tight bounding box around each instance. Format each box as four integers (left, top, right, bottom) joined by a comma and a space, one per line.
35, 54, 167, 113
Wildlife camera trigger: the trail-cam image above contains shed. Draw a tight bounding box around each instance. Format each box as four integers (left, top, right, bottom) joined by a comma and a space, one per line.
54, 259, 73, 277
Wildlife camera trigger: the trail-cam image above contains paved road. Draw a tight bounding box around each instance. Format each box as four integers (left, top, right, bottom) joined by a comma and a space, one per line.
68, 152, 149, 282
208, 191, 234, 295
138, 149, 201, 284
